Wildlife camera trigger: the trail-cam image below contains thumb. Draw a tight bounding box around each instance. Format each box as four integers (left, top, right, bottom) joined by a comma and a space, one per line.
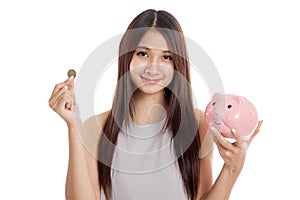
67, 78, 74, 91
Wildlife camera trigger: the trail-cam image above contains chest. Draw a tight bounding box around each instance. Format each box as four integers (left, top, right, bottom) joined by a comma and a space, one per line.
111, 164, 187, 200
108, 123, 188, 200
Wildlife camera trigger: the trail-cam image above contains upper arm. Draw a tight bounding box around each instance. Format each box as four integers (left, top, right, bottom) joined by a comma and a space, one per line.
194, 109, 214, 198
81, 111, 110, 200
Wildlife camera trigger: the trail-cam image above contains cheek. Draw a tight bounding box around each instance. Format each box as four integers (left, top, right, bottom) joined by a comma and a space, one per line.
130, 55, 147, 71
129, 66, 144, 88
129, 57, 145, 73
129, 59, 137, 71
162, 66, 174, 81
129, 64, 143, 82
129, 69, 139, 84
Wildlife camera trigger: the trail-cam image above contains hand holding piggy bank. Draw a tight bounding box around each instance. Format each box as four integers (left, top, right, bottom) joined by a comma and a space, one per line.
204, 93, 258, 139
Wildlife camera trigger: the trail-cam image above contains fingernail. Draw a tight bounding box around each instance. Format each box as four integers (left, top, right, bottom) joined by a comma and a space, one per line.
209, 126, 217, 133
231, 128, 237, 134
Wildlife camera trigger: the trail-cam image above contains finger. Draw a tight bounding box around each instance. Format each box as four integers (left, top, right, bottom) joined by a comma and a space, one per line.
67, 78, 74, 91
49, 88, 73, 108
209, 127, 219, 141
50, 90, 73, 111
232, 129, 244, 146
51, 93, 73, 113
49, 87, 68, 106
65, 102, 72, 110
215, 140, 232, 159
217, 135, 233, 150
65, 93, 74, 110
210, 128, 232, 150
57, 96, 72, 113
50, 78, 73, 97
247, 120, 263, 145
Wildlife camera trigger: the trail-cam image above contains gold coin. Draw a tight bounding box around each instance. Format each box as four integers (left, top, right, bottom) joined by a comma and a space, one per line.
67, 69, 76, 78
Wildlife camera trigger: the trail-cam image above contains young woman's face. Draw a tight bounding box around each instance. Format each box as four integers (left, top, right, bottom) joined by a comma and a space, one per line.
130, 29, 174, 95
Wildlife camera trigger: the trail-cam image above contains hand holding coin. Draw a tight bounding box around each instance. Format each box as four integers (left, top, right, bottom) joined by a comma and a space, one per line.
48, 69, 77, 124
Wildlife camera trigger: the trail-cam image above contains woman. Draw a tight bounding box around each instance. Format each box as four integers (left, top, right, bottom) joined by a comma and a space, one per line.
49, 9, 263, 200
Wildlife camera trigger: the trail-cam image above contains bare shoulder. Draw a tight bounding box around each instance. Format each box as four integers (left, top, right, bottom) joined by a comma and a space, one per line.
194, 108, 214, 159
193, 108, 208, 138
193, 108, 204, 121
82, 110, 110, 130
95, 110, 110, 128
80, 110, 110, 156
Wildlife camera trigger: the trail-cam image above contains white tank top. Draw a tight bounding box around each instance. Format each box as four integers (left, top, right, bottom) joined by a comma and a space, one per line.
102, 117, 189, 200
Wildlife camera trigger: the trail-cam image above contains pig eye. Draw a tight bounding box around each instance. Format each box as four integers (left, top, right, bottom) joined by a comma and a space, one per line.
212, 102, 216, 106
227, 105, 232, 109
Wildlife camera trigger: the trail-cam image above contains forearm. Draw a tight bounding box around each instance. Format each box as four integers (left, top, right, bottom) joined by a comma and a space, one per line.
65, 125, 97, 200
200, 165, 241, 200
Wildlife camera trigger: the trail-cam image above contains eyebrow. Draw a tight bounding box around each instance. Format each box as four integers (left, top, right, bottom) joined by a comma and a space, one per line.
136, 46, 172, 53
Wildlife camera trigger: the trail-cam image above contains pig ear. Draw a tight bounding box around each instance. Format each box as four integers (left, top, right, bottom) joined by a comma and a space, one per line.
212, 92, 222, 100
231, 95, 242, 105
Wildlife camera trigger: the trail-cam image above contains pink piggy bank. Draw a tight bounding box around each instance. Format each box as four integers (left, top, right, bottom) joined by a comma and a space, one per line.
204, 93, 258, 139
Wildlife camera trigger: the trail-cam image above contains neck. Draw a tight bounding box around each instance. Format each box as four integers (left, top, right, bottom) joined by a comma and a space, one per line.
132, 90, 167, 124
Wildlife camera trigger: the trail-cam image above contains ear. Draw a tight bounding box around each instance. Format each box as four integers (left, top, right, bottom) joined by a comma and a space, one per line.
212, 92, 222, 100
229, 95, 243, 111
230, 94, 242, 104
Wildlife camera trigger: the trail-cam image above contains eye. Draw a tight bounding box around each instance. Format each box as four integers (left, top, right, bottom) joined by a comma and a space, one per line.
163, 55, 173, 61
227, 105, 232, 109
136, 51, 148, 57
212, 102, 216, 106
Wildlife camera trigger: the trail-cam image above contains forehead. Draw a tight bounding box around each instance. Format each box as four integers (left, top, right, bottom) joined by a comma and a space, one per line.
137, 29, 170, 51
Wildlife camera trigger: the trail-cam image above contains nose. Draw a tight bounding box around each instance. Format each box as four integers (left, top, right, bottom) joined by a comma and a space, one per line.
144, 56, 160, 75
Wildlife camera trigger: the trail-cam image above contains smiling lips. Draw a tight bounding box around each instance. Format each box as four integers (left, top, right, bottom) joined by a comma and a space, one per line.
141, 76, 162, 84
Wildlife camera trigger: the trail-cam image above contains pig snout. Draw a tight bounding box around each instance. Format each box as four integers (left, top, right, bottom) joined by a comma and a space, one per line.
211, 110, 225, 125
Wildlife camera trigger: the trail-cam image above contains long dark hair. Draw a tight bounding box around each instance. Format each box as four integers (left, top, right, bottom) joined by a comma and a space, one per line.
98, 9, 201, 200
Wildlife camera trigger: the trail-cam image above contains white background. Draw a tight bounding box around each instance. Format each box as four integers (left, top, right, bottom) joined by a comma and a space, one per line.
1, 0, 299, 199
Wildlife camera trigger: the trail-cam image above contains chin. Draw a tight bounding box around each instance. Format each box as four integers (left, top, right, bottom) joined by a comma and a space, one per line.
137, 85, 165, 95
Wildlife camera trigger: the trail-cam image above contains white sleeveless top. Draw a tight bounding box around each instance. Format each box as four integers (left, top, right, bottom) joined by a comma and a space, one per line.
102, 117, 189, 200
